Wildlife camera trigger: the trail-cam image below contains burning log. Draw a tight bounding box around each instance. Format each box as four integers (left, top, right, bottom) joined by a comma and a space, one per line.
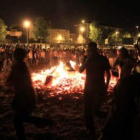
44, 67, 56, 86
45, 75, 53, 86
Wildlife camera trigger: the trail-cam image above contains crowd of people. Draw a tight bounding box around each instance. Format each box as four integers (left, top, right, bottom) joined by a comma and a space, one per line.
2, 41, 140, 140
0, 43, 121, 73
0, 44, 87, 72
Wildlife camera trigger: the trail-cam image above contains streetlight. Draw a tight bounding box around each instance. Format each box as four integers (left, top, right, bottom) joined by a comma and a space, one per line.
81, 20, 89, 43
79, 26, 85, 47
23, 20, 30, 45
80, 26, 85, 33
82, 20, 85, 24
115, 31, 119, 36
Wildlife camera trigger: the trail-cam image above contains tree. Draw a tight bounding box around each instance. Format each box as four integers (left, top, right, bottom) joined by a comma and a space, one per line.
100, 27, 114, 45
33, 17, 50, 43
122, 31, 131, 38
89, 21, 102, 43
0, 18, 7, 42
108, 31, 122, 46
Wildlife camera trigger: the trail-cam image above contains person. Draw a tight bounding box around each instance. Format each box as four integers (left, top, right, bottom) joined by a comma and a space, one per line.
113, 47, 135, 79
98, 46, 140, 140
135, 37, 140, 61
79, 42, 111, 137
6, 48, 54, 140
98, 72, 140, 140
28, 49, 33, 66
134, 39, 140, 73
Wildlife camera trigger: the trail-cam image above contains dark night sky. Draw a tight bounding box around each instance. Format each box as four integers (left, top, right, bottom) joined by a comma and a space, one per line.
0, 0, 140, 31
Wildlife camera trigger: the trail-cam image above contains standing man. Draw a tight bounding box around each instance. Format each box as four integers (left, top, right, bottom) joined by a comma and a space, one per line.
79, 42, 111, 136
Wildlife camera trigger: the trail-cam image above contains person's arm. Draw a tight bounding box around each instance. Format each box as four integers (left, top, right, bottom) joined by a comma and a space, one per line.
79, 56, 89, 73
113, 58, 121, 79
117, 65, 121, 79
104, 56, 111, 89
79, 59, 88, 73
105, 69, 111, 89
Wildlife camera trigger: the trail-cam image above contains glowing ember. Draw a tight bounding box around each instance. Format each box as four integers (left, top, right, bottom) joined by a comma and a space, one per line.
32, 61, 117, 95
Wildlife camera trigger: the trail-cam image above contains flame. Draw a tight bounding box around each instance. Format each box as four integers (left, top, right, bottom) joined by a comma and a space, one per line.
32, 61, 117, 96
69, 60, 76, 70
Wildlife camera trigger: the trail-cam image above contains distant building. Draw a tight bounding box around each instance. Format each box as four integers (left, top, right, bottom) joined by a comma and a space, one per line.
100, 25, 122, 31
6, 29, 22, 43
48, 29, 70, 44
7, 29, 22, 38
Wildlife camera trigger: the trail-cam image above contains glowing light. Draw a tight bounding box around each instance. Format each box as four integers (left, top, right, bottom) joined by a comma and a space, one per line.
23, 20, 30, 45
115, 31, 119, 35
80, 26, 85, 33
77, 34, 85, 44
57, 34, 63, 43
82, 20, 85, 23
24, 20, 30, 28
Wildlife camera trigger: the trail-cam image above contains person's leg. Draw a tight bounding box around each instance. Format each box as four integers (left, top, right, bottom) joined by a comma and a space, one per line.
13, 114, 26, 140
84, 94, 95, 133
93, 95, 107, 118
14, 111, 54, 140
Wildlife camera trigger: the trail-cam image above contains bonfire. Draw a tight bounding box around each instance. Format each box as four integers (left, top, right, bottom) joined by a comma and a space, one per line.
31, 61, 117, 96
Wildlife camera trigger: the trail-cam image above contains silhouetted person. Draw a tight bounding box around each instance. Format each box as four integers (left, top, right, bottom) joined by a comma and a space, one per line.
135, 37, 140, 61
79, 42, 111, 137
6, 48, 54, 140
134, 40, 140, 73
99, 46, 140, 140
99, 72, 140, 140
113, 47, 135, 79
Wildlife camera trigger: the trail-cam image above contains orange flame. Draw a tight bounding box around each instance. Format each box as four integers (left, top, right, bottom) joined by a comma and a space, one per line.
32, 61, 117, 95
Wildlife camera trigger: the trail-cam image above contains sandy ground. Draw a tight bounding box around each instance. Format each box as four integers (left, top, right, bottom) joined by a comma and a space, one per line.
0, 66, 140, 140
